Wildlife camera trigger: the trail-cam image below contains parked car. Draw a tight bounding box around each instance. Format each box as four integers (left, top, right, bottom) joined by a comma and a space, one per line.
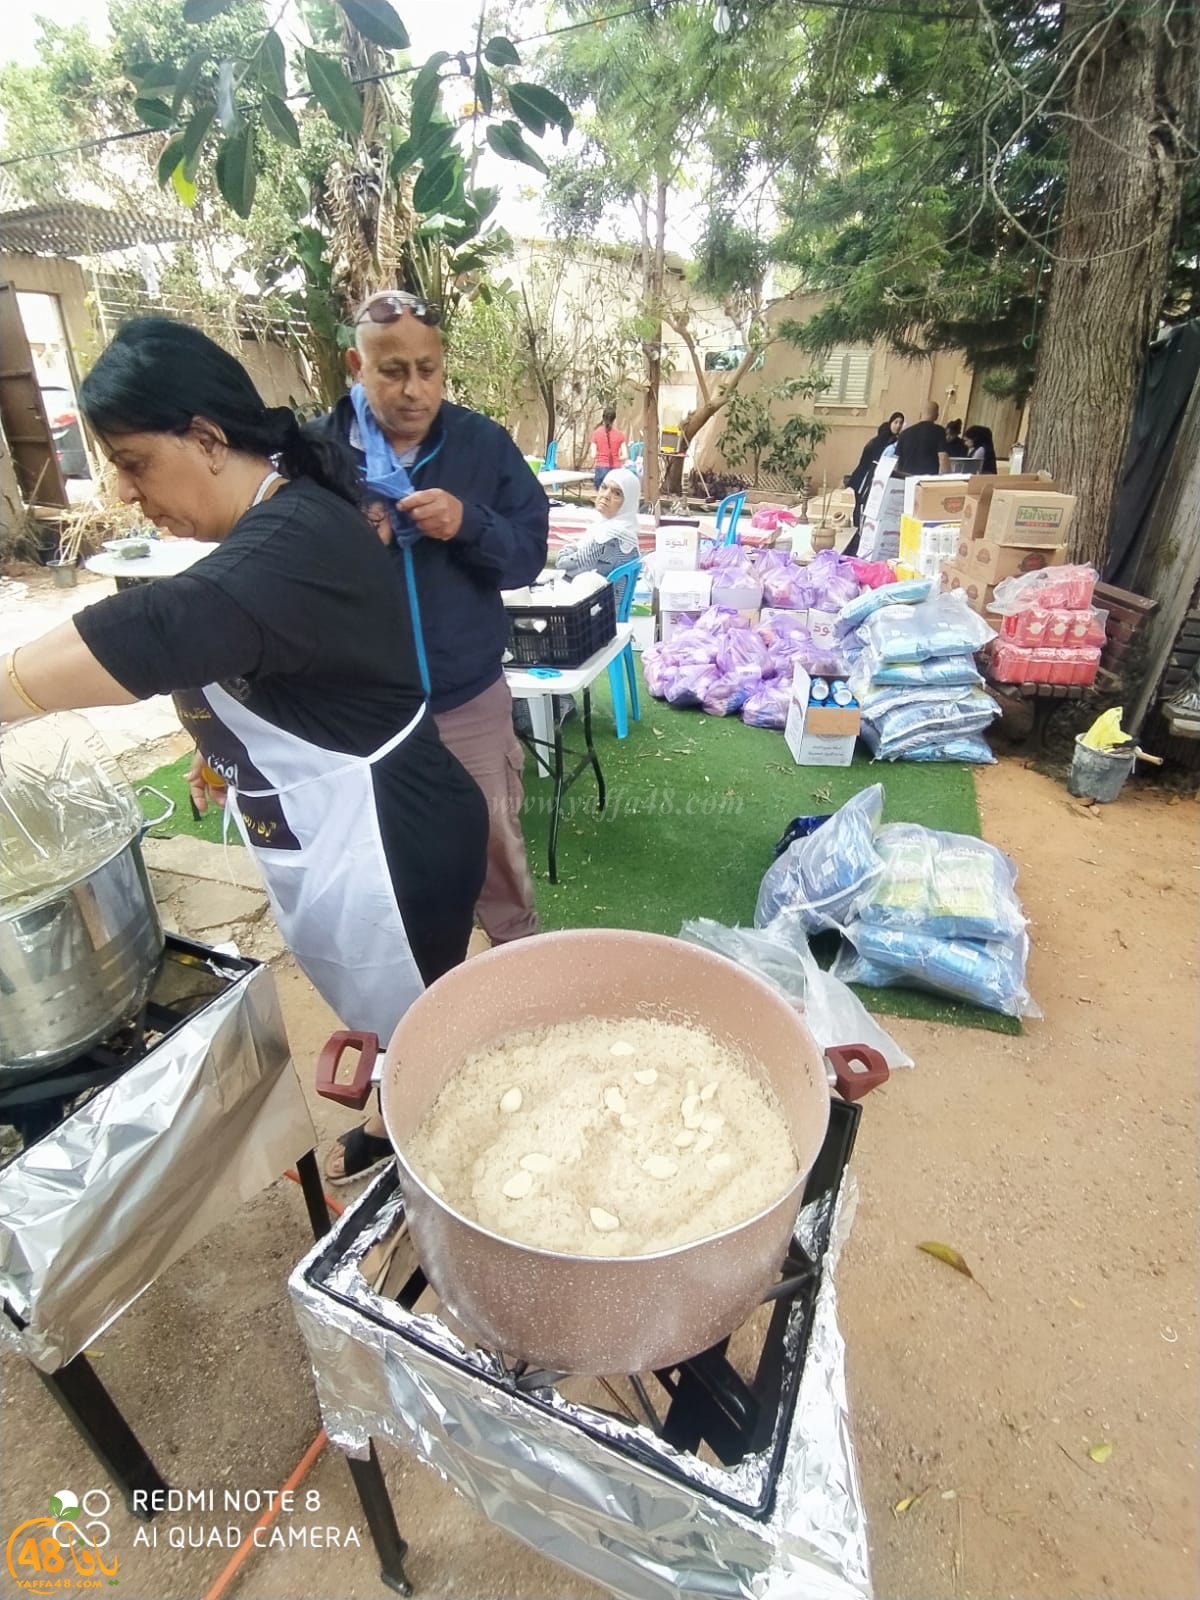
42, 385, 92, 479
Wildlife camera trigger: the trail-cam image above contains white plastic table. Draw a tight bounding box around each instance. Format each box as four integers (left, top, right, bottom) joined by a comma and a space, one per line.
538, 469, 594, 491
505, 623, 633, 882
84, 540, 214, 586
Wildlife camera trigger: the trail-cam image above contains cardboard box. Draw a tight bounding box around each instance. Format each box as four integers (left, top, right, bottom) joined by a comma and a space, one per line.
859, 461, 905, 561
941, 563, 997, 615
900, 514, 960, 570
654, 525, 699, 572
903, 476, 971, 522
659, 611, 701, 643
983, 490, 1076, 548
658, 569, 712, 612
960, 473, 1057, 540
784, 667, 860, 768
630, 614, 656, 653
968, 539, 1067, 584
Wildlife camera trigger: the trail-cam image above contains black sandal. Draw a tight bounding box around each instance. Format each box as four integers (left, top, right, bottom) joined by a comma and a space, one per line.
324, 1125, 393, 1186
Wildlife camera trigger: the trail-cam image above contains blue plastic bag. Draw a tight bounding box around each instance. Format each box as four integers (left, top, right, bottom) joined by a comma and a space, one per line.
832, 922, 1039, 1018
755, 784, 884, 933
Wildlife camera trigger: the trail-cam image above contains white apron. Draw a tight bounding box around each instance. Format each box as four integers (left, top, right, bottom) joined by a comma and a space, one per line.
200, 682, 427, 1044
181, 471, 426, 1044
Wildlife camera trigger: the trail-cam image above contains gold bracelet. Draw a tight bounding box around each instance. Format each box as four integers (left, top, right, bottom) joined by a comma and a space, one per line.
5, 651, 47, 715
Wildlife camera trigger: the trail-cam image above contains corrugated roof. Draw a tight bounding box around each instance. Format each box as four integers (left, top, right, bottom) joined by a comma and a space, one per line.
0, 202, 193, 258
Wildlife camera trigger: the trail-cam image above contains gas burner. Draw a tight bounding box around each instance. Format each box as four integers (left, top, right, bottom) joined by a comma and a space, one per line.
0, 935, 256, 1163
300, 1098, 860, 1523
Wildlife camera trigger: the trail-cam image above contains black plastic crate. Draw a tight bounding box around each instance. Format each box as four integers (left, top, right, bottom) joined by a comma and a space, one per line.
506, 583, 617, 668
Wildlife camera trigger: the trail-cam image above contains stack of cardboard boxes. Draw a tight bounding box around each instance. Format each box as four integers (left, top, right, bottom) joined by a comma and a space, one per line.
940, 476, 1075, 616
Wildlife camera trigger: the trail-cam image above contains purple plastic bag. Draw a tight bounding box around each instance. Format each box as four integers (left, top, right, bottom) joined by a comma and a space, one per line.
763, 566, 814, 608
806, 549, 860, 612
741, 676, 793, 729
717, 628, 771, 689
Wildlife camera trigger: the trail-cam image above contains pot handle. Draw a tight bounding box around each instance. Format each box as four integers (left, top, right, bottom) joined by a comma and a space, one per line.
315, 1030, 379, 1108
136, 784, 175, 831
826, 1044, 889, 1102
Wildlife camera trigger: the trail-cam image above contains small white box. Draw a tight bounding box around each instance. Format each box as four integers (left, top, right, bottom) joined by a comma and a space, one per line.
655, 525, 699, 572
784, 668, 860, 767
630, 615, 656, 652
659, 611, 701, 643
658, 569, 712, 612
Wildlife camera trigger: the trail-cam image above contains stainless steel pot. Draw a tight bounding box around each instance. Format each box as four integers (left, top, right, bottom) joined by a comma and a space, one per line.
0, 835, 165, 1077
318, 929, 887, 1375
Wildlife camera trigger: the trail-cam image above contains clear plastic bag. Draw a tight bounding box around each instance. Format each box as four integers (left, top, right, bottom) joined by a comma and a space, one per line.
680, 912, 913, 1068
894, 735, 996, 764
1, 713, 143, 911
836, 577, 934, 634
988, 564, 1097, 614
857, 651, 983, 689
755, 784, 884, 934
832, 923, 1039, 1019
854, 824, 1025, 941
859, 591, 995, 663
861, 690, 997, 760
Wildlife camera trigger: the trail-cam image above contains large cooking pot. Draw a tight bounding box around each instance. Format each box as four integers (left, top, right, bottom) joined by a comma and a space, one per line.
318, 929, 886, 1376
0, 834, 164, 1079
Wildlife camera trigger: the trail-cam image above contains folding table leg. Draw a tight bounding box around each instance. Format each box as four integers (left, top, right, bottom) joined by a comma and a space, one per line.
583, 689, 606, 812
548, 715, 566, 883
345, 1442, 412, 1595
38, 1355, 168, 1518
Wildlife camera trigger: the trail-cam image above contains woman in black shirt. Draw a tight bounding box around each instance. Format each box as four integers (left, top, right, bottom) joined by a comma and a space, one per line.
1, 319, 488, 1175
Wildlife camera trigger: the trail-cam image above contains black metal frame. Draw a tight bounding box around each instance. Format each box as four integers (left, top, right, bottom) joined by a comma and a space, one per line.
515, 689, 606, 882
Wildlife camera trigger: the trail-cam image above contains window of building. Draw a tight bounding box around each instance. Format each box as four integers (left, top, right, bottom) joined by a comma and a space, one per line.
819, 346, 873, 406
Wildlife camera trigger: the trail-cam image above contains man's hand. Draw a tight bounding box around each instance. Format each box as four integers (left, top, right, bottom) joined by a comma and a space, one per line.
188, 750, 227, 815
398, 488, 464, 541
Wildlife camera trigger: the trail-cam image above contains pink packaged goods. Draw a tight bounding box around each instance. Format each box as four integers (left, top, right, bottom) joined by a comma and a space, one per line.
989, 642, 1101, 686
999, 606, 1107, 648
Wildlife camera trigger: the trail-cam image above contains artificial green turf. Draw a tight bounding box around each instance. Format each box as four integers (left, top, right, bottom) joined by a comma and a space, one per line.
138, 664, 1020, 1035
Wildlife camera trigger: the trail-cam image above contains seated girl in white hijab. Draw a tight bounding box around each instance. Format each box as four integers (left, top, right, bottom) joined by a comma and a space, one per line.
555, 467, 642, 577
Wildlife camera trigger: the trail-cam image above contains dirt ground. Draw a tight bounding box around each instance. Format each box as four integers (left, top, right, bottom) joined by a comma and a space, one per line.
2, 760, 1197, 1600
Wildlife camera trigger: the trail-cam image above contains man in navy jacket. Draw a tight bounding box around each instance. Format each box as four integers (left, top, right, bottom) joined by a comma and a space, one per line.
309, 290, 548, 970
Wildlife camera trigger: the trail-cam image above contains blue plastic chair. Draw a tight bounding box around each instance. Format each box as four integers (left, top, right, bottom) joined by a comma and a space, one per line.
715, 491, 747, 545
605, 556, 643, 740
543, 439, 559, 471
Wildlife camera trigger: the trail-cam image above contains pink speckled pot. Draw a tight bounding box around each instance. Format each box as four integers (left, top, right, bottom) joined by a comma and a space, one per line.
380, 929, 836, 1376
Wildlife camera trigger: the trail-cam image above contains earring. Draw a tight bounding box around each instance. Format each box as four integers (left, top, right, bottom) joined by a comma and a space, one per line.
210, 461, 220, 474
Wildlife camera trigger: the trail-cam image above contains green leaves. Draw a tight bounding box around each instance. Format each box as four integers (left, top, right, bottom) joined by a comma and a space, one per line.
261, 93, 301, 148
134, 97, 175, 130
483, 36, 521, 68
304, 49, 362, 139
336, 0, 409, 51
181, 103, 216, 174
183, 0, 234, 20
256, 31, 287, 100
216, 125, 257, 218
473, 64, 493, 117
157, 133, 186, 186
487, 119, 548, 177
508, 83, 573, 142
172, 47, 210, 115
410, 52, 450, 141
412, 155, 462, 215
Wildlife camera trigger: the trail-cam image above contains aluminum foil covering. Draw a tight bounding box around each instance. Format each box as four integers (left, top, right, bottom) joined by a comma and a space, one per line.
0, 961, 315, 1371
289, 1174, 871, 1600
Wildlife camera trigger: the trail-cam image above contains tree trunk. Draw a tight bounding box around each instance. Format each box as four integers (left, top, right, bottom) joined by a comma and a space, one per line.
1025, 0, 1199, 568
640, 172, 669, 508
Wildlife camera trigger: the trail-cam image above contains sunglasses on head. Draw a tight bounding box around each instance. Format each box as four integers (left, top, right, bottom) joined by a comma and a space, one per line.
354, 292, 443, 328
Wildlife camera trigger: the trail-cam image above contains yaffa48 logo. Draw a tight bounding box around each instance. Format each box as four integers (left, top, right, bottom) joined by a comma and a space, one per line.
6, 1489, 120, 1588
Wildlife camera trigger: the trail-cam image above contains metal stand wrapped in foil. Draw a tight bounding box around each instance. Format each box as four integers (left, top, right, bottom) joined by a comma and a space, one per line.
0, 956, 315, 1371
289, 1170, 872, 1600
